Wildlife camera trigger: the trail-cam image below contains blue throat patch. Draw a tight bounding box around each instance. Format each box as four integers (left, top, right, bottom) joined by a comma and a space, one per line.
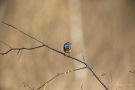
65, 44, 71, 49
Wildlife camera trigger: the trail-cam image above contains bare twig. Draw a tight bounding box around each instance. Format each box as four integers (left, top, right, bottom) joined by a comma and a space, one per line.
18, 49, 22, 61
82, 55, 85, 62
129, 71, 135, 74
37, 67, 87, 90
108, 73, 112, 90
0, 40, 12, 48
23, 82, 33, 90
2, 22, 108, 90
0, 44, 45, 55
17, 49, 21, 55
81, 83, 83, 90
16, 68, 76, 90
3, 22, 44, 44
92, 63, 94, 71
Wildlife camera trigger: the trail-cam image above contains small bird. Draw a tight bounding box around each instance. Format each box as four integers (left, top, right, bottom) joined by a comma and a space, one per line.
63, 42, 72, 53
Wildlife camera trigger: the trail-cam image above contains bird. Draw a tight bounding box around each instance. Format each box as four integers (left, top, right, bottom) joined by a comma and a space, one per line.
63, 42, 72, 53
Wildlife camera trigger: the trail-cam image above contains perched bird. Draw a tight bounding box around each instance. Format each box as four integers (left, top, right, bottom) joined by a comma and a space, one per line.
63, 42, 72, 53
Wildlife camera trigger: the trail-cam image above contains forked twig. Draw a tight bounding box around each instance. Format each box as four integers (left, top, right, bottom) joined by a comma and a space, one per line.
37, 67, 87, 90
1, 22, 108, 90
23, 67, 88, 90
0, 44, 45, 55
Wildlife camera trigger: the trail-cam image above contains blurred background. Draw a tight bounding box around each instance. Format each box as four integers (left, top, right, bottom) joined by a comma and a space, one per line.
0, 0, 135, 90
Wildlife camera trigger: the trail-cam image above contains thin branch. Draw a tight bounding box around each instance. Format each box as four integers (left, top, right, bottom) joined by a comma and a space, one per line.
0, 40, 12, 48
2, 22, 108, 90
92, 63, 94, 71
17, 49, 21, 55
18, 48, 22, 61
0, 44, 45, 55
81, 83, 83, 90
109, 73, 112, 90
23, 82, 33, 90
3, 22, 44, 45
129, 71, 135, 74
37, 67, 87, 90
82, 55, 85, 62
